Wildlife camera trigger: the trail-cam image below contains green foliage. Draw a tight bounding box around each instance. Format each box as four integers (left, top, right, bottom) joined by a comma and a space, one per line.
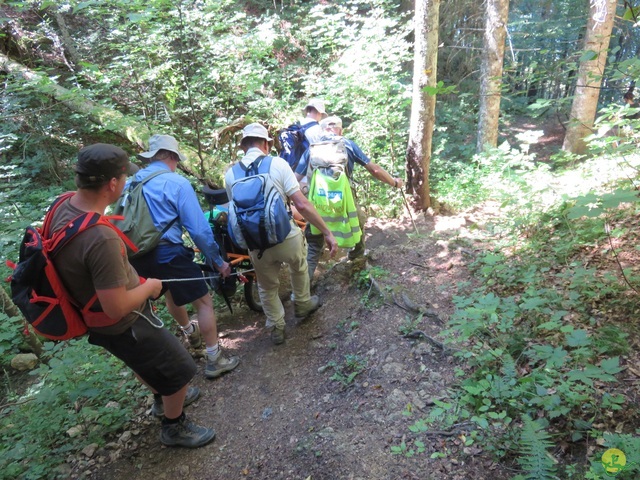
353, 265, 388, 290
398, 108, 640, 474
0, 340, 145, 479
513, 416, 557, 480
585, 433, 640, 479
0, 310, 25, 363
398, 313, 424, 336
324, 354, 367, 387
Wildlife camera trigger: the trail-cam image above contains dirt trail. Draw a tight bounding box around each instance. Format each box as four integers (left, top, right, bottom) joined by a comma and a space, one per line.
76, 208, 514, 480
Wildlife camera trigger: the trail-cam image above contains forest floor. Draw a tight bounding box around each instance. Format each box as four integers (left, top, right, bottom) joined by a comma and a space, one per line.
65, 117, 570, 480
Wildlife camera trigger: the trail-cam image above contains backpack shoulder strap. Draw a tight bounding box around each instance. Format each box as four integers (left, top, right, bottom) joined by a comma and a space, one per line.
138, 169, 171, 186
256, 156, 273, 175
48, 212, 137, 256
42, 192, 76, 239
125, 169, 177, 235
300, 121, 318, 133
237, 155, 268, 177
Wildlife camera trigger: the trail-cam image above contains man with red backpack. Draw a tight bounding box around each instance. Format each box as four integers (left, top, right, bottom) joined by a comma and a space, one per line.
50, 143, 215, 448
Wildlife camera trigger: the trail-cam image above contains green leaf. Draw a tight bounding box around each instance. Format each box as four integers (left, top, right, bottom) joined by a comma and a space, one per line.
579, 50, 599, 62
599, 356, 623, 375
565, 329, 590, 347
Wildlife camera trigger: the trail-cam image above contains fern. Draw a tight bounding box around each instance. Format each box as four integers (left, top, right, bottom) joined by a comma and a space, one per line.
516, 415, 557, 480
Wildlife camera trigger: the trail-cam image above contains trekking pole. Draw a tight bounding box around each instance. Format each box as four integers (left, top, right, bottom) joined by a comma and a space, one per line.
400, 188, 419, 235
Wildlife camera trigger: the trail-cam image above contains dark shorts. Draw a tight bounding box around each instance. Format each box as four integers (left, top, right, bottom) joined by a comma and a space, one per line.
88, 313, 197, 396
130, 244, 209, 306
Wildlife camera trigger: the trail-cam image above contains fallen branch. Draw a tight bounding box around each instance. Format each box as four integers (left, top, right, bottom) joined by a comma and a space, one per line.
369, 275, 387, 301
393, 292, 443, 324
403, 330, 459, 354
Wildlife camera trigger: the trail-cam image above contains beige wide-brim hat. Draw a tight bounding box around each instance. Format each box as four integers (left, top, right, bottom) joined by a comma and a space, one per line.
241, 123, 273, 142
137, 134, 187, 162
304, 99, 327, 115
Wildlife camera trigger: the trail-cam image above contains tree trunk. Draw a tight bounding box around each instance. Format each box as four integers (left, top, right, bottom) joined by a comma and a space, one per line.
0, 52, 218, 186
476, 0, 510, 152
0, 52, 149, 149
52, 10, 82, 68
562, 0, 616, 155
406, 0, 440, 211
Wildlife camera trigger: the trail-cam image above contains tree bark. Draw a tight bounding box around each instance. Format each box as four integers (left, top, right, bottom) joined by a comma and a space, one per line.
562, 0, 616, 155
476, 0, 510, 152
52, 11, 82, 69
406, 0, 440, 211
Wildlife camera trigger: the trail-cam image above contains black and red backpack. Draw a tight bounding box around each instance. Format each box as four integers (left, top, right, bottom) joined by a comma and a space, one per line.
7, 192, 138, 340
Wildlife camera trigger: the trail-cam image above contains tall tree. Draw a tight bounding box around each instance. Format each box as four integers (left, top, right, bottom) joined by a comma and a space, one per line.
406, 0, 441, 210
562, 0, 617, 154
477, 0, 511, 152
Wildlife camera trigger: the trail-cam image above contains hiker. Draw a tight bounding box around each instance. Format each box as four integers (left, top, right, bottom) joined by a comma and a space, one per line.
295, 115, 404, 282
225, 123, 338, 345
129, 134, 240, 379
52, 143, 214, 448
278, 99, 330, 173
301, 99, 328, 144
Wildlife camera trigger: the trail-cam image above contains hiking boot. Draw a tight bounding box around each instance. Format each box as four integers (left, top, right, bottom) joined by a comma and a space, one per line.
151, 385, 201, 418
294, 295, 321, 321
205, 350, 240, 379
184, 320, 202, 349
348, 244, 365, 260
270, 326, 285, 345
160, 414, 215, 448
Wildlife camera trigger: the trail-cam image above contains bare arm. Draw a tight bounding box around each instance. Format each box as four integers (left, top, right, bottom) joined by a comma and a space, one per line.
96, 278, 163, 320
289, 190, 338, 257
364, 162, 404, 189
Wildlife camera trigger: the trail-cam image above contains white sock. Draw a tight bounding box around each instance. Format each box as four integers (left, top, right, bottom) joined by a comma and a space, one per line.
181, 323, 195, 335
206, 343, 220, 359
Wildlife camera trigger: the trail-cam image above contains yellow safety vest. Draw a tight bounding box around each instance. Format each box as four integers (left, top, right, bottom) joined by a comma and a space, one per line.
309, 169, 361, 248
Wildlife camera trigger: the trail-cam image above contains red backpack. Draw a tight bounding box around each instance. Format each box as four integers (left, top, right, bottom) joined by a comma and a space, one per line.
7, 192, 138, 340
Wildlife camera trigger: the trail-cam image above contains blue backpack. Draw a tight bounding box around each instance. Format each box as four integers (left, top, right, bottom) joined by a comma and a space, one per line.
277, 121, 318, 170
228, 156, 292, 259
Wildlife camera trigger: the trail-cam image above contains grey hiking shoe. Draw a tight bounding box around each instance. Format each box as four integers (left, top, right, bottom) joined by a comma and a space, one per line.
270, 326, 285, 345
294, 295, 321, 321
151, 385, 201, 418
160, 414, 215, 448
183, 320, 202, 349
205, 350, 240, 379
